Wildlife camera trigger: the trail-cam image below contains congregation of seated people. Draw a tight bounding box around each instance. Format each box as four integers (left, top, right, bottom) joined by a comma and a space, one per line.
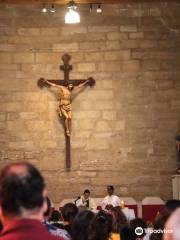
0, 162, 180, 240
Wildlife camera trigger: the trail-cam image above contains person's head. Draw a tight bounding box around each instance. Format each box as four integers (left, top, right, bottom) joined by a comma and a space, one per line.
130, 218, 147, 238
72, 210, 95, 240
84, 189, 90, 200
61, 203, 78, 224
68, 84, 74, 91
150, 210, 170, 240
110, 206, 128, 233
107, 185, 114, 196
0, 162, 46, 223
120, 226, 135, 240
165, 199, 180, 214
88, 210, 113, 240
51, 210, 61, 222
44, 197, 53, 221
164, 208, 180, 240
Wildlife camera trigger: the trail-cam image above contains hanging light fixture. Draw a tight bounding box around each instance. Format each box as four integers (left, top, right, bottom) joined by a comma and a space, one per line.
96, 4, 102, 13
89, 3, 93, 13
65, 1, 80, 24
50, 4, 56, 13
41, 4, 47, 13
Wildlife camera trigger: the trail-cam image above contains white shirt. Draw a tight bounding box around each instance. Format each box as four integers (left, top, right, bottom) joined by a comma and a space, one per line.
102, 195, 120, 209
76, 196, 96, 210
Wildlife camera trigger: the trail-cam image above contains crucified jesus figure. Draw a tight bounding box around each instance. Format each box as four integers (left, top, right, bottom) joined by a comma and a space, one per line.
44, 79, 91, 136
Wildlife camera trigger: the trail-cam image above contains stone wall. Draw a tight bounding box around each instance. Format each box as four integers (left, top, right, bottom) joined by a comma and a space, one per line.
0, 2, 180, 204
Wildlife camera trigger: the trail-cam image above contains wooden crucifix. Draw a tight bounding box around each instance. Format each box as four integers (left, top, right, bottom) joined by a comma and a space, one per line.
38, 53, 95, 171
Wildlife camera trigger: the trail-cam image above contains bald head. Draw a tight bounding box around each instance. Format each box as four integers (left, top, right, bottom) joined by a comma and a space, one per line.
164, 208, 180, 240
0, 162, 45, 217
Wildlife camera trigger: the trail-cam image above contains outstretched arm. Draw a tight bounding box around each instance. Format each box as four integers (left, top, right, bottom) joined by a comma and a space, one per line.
45, 79, 59, 88
74, 79, 89, 90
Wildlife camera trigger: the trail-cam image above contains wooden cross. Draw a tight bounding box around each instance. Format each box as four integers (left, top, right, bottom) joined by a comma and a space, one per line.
38, 53, 95, 171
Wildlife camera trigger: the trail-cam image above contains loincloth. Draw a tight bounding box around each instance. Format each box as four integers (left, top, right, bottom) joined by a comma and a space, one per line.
60, 104, 72, 112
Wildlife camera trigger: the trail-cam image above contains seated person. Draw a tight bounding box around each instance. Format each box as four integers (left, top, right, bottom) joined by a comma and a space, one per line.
60, 203, 78, 238
75, 189, 96, 210
72, 210, 95, 240
50, 210, 63, 228
0, 162, 61, 240
43, 197, 71, 240
102, 185, 120, 209
88, 210, 113, 240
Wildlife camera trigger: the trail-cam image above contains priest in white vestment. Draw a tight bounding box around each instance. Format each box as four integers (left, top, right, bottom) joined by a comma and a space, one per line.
76, 189, 96, 210
102, 185, 120, 209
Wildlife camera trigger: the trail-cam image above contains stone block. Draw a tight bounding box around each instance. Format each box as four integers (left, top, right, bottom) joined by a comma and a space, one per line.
120, 25, 137, 32
94, 101, 114, 110
102, 111, 117, 120
12, 53, 35, 63
106, 41, 120, 50
39, 140, 57, 149
53, 43, 79, 52
74, 131, 91, 139
19, 112, 39, 120
17, 28, 40, 36
120, 40, 139, 49
73, 110, 100, 119
104, 50, 130, 60
40, 152, 65, 171
95, 121, 111, 131
8, 141, 35, 150
76, 119, 96, 130
0, 44, 16, 52
36, 53, 60, 64
0, 53, 12, 63
140, 40, 158, 48
107, 32, 128, 40
79, 41, 106, 51
86, 138, 110, 150
77, 62, 96, 72
0, 113, 6, 121
86, 33, 106, 41
98, 62, 121, 72
114, 120, 126, 130
41, 28, 59, 36
121, 60, 140, 72
129, 32, 144, 39
101, 80, 113, 89
149, 8, 162, 16
88, 90, 114, 100
1, 102, 22, 112
88, 25, 119, 33
84, 52, 103, 61
0, 64, 19, 70
77, 171, 97, 178
61, 26, 87, 35
69, 52, 84, 62
142, 59, 160, 70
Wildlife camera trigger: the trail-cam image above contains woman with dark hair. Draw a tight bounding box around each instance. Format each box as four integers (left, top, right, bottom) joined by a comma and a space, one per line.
60, 203, 78, 238
88, 210, 113, 240
109, 207, 128, 240
150, 210, 170, 240
111, 206, 128, 232
72, 210, 95, 240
